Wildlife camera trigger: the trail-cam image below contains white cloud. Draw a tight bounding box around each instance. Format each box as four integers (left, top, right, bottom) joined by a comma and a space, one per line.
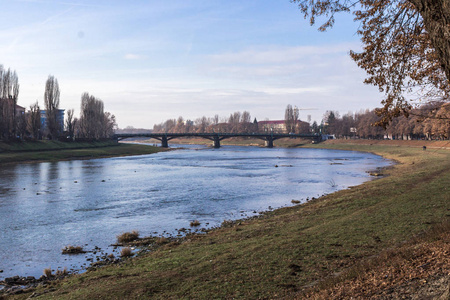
124, 54, 146, 60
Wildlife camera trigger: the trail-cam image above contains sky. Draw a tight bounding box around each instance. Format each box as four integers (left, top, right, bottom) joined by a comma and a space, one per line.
0, 0, 385, 129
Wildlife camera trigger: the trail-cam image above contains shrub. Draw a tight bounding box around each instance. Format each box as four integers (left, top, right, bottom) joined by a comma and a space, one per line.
155, 236, 168, 245
43, 267, 52, 278
55, 267, 68, 276
120, 247, 133, 257
117, 230, 140, 244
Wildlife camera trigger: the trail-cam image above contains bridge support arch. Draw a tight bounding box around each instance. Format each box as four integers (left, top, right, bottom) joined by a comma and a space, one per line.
161, 136, 168, 148
264, 138, 274, 148
213, 136, 221, 148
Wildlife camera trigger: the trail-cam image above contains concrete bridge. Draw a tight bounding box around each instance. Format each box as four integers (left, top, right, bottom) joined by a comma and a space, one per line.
113, 132, 322, 148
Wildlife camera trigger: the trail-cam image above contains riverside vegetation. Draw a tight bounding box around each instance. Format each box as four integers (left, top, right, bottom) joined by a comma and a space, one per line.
0, 140, 165, 164
2, 140, 449, 299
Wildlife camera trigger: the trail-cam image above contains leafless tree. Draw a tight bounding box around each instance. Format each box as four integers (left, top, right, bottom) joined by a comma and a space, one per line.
27, 101, 41, 139
65, 108, 76, 140
0, 65, 20, 140
44, 75, 60, 139
79, 93, 116, 139
285, 104, 296, 133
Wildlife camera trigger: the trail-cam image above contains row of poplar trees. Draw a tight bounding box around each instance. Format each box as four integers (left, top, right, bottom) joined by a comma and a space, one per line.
0, 64, 116, 141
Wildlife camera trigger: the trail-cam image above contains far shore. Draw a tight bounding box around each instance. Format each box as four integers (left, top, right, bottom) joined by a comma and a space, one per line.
0, 140, 166, 165
131, 135, 450, 149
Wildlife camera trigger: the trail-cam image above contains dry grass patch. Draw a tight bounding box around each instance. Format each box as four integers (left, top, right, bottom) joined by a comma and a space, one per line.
117, 230, 140, 244
190, 220, 201, 227
61, 245, 86, 254
43, 267, 52, 278
303, 220, 450, 299
120, 247, 133, 258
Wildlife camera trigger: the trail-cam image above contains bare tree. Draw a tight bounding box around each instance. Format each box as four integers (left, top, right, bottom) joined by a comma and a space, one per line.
27, 101, 41, 139
79, 92, 103, 139
79, 92, 116, 139
44, 75, 60, 139
65, 108, 77, 140
0, 66, 20, 140
285, 104, 295, 133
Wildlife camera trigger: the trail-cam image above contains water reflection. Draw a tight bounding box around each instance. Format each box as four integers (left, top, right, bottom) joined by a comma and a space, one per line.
0, 146, 391, 280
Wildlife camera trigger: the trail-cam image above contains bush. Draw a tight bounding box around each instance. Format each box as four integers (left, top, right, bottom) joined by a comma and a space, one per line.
43, 268, 52, 278
117, 230, 140, 244
120, 247, 133, 257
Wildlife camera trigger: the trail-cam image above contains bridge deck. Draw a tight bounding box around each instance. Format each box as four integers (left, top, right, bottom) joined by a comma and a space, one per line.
113, 132, 321, 148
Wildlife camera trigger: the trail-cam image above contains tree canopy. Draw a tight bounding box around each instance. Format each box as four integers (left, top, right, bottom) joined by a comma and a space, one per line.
292, 0, 450, 126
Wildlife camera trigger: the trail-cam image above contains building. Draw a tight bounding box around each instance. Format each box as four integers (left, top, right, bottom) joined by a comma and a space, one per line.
258, 120, 286, 133
15, 104, 25, 116
40, 109, 65, 136
258, 120, 310, 134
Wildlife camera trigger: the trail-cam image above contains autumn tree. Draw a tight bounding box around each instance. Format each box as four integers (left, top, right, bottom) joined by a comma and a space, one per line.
292, 0, 450, 126
44, 75, 61, 139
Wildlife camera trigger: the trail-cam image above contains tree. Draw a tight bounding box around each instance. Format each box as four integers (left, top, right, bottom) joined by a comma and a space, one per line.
44, 75, 60, 139
285, 104, 295, 133
79, 92, 104, 139
292, 0, 450, 126
0, 66, 19, 140
65, 108, 76, 140
323, 110, 339, 134
27, 101, 41, 139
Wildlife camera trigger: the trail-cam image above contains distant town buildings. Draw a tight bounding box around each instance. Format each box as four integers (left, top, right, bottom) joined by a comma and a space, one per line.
16, 104, 25, 116
40, 109, 65, 135
258, 120, 310, 134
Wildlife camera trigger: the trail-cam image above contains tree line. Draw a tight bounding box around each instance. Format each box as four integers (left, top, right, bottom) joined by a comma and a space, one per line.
321, 101, 450, 140
153, 111, 258, 133
0, 64, 117, 142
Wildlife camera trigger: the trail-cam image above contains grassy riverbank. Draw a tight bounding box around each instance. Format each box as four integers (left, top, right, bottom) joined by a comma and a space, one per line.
0, 141, 165, 164
5, 141, 450, 299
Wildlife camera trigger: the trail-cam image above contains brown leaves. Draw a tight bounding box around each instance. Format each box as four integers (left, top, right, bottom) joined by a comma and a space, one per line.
292, 0, 450, 126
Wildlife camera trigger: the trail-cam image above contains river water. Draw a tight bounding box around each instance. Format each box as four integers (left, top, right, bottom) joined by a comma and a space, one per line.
0, 145, 391, 280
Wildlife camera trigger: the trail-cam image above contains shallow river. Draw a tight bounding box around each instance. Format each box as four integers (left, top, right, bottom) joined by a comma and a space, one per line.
0, 144, 391, 280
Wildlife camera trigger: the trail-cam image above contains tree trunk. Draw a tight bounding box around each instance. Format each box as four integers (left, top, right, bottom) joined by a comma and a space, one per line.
410, 0, 450, 83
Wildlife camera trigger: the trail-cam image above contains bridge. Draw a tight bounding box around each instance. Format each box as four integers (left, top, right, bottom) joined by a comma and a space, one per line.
113, 132, 322, 148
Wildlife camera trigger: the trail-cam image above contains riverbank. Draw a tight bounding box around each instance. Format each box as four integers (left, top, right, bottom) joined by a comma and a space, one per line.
138, 136, 450, 149
4, 141, 450, 299
0, 141, 165, 164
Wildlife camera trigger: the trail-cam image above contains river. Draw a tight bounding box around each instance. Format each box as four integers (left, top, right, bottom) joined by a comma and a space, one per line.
0, 145, 391, 280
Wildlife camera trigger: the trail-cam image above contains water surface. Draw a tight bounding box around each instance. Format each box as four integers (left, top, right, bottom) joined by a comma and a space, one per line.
0, 145, 391, 279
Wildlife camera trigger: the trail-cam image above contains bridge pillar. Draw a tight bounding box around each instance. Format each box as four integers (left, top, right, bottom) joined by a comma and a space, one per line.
213, 136, 220, 148
265, 138, 274, 148
161, 136, 169, 148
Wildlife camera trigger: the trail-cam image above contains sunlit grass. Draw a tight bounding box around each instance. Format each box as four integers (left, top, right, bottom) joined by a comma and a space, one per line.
7, 142, 450, 299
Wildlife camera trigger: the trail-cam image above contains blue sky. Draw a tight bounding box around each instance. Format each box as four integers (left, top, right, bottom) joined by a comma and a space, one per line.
1, 0, 384, 128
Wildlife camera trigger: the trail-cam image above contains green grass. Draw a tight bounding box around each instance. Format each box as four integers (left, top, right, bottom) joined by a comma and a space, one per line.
6, 142, 450, 299
0, 141, 165, 164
